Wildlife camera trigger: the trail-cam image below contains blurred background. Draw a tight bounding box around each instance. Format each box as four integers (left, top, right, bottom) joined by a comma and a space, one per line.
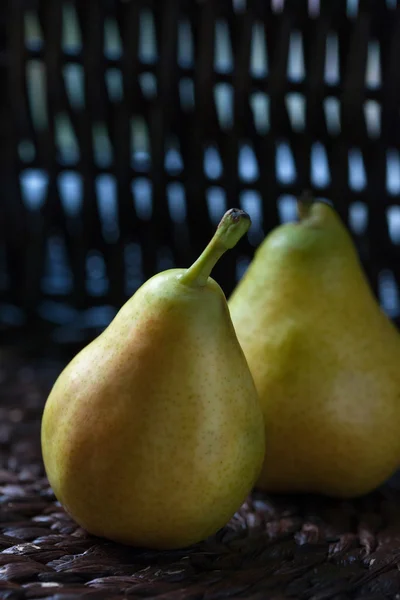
1, 0, 400, 357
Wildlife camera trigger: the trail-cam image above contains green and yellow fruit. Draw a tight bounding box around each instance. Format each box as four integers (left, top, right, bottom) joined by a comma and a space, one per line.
229, 197, 400, 498
42, 209, 265, 549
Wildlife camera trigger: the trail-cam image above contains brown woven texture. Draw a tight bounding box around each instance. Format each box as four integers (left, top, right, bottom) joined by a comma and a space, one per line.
1, 354, 400, 600
1, 0, 400, 345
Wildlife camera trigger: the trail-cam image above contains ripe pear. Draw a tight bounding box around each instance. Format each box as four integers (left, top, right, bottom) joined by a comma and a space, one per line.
229, 197, 400, 498
41, 209, 265, 549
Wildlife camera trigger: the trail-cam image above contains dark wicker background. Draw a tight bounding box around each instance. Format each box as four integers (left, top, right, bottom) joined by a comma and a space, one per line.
1, 0, 400, 349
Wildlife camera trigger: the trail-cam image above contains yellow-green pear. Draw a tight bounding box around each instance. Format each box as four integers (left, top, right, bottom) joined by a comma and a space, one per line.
41, 209, 265, 549
229, 196, 400, 498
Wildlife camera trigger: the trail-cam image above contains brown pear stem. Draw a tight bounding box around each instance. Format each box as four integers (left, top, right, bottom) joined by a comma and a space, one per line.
180, 209, 251, 287
297, 190, 315, 221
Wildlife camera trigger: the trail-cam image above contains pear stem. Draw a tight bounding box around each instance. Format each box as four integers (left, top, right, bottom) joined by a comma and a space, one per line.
180, 209, 251, 287
297, 190, 315, 221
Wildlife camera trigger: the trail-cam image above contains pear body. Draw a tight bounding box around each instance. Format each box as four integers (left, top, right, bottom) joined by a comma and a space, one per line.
42, 270, 265, 549
229, 203, 400, 498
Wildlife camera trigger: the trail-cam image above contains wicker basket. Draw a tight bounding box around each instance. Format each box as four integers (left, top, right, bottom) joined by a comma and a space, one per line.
2, 2, 400, 599
2, 0, 400, 348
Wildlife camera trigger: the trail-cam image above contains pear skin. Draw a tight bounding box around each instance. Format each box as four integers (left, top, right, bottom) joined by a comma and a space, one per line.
41, 210, 265, 549
229, 199, 400, 498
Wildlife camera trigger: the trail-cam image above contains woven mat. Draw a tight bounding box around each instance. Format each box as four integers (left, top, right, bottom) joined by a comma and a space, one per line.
2, 355, 400, 600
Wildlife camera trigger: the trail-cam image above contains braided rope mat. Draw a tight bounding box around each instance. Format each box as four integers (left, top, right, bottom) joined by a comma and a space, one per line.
1, 354, 400, 600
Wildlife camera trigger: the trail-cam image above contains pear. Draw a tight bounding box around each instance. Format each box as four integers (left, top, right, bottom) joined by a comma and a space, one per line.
229, 196, 400, 498
41, 209, 265, 549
